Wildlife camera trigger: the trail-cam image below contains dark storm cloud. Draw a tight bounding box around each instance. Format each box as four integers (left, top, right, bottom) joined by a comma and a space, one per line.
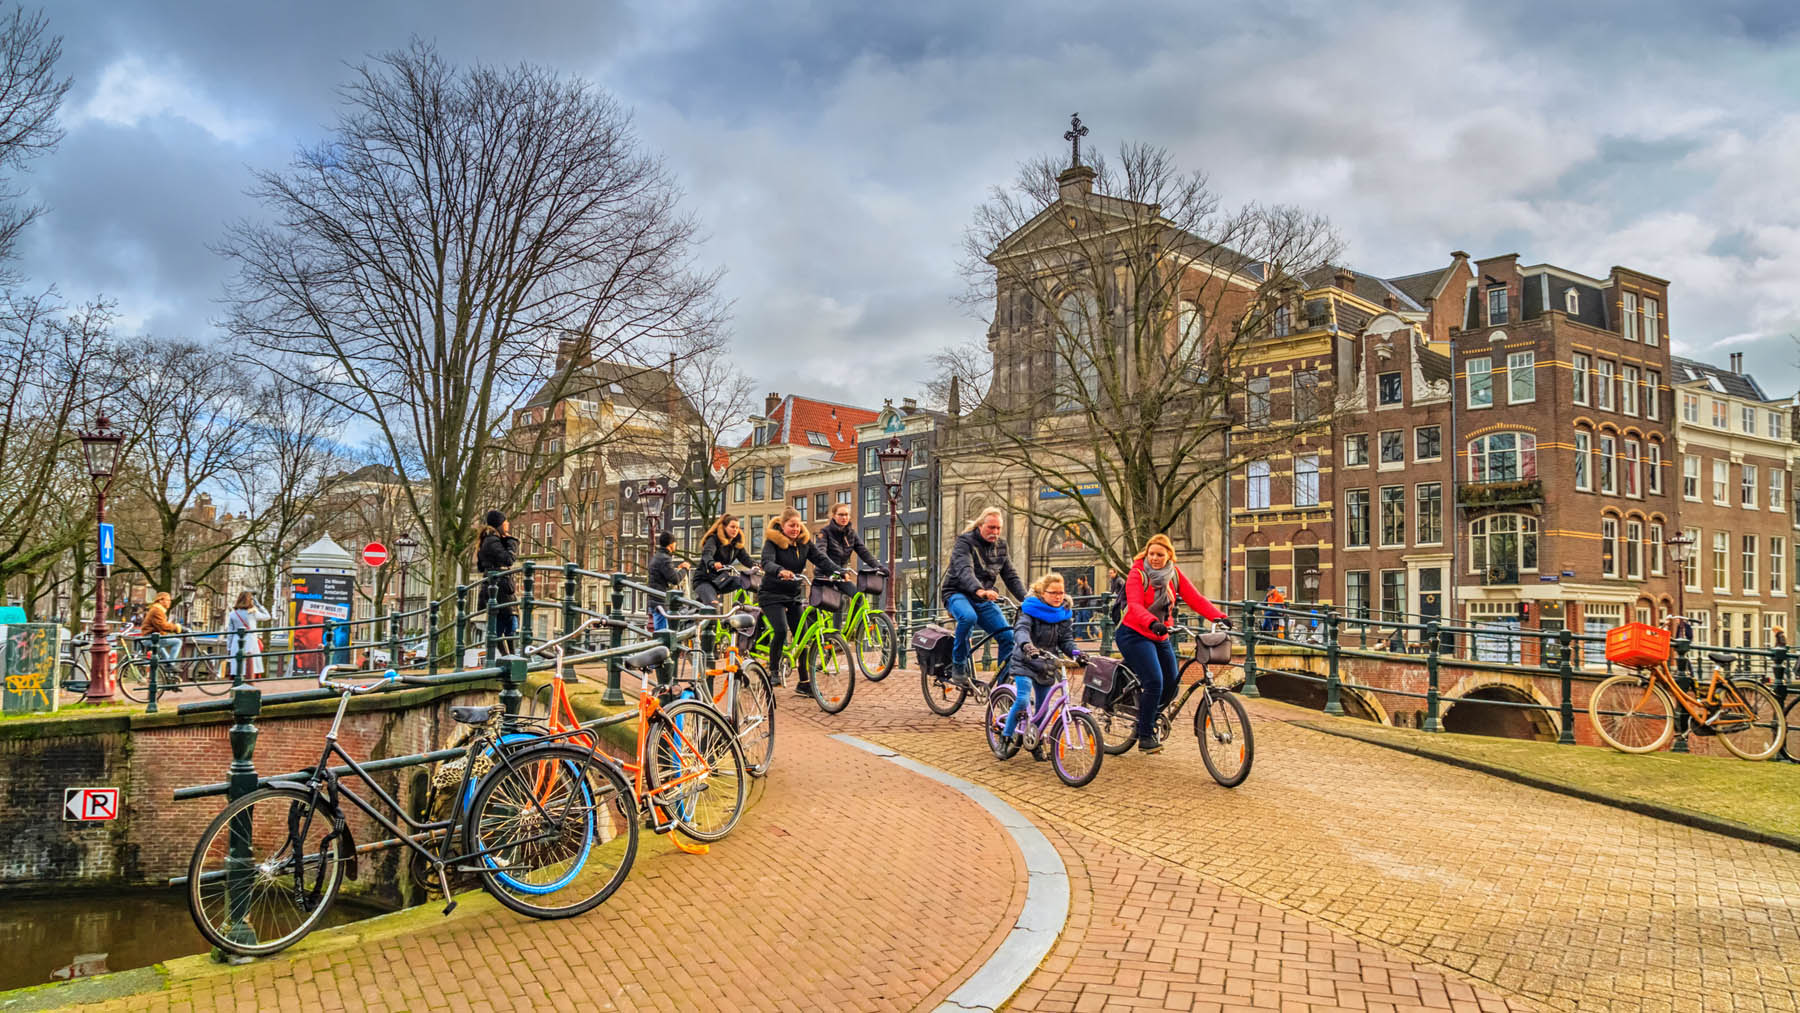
15, 0, 1800, 404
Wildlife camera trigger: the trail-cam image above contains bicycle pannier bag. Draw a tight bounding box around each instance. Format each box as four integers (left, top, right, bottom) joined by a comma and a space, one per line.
734, 605, 764, 654
1082, 656, 1123, 708
811, 582, 846, 613
1196, 631, 1234, 666
911, 623, 954, 676
857, 570, 886, 597
746, 569, 763, 592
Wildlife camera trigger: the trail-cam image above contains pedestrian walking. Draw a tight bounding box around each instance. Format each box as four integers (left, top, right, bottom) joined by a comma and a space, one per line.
647, 531, 689, 632
1074, 576, 1094, 639
758, 508, 845, 694
999, 573, 1087, 753
1107, 568, 1125, 628
693, 514, 756, 604
940, 506, 1027, 687
141, 591, 185, 665
475, 510, 519, 653
224, 591, 271, 680
1116, 534, 1227, 754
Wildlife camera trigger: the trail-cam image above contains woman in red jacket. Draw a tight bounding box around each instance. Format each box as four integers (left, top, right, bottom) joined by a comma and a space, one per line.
1116, 533, 1227, 753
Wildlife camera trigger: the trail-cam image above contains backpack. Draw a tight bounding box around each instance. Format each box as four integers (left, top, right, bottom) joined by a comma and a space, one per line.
911, 624, 955, 675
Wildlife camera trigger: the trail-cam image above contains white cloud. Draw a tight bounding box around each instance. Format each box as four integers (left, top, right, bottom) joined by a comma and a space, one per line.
68, 55, 264, 144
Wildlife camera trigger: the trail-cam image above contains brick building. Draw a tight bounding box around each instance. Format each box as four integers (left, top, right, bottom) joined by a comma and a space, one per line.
725, 392, 878, 557
855, 400, 941, 616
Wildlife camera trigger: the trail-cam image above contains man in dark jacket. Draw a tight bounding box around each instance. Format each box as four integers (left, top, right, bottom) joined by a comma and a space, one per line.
475, 510, 519, 653
647, 531, 689, 631
939, 507, 1026, 686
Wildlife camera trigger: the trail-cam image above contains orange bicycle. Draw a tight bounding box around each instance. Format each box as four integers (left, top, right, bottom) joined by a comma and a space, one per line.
1589, 627, 1785, 760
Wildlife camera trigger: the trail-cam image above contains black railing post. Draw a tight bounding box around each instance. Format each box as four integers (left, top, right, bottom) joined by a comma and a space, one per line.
221, 681, 263, 953
1772, 643, 1792, 763
453, 583, 468, 670
1241, 600, 1260, 698
499, 654, 526, 731
1557, 629, 1577, 745
387, 609, 402, 673
145, 633, 161, 714
1322, 610, 1344, 716
232, 630, 246, 690
563, 563, 579, 639
1099, 592, 1114, 655
1423, 621, 1443, 732
520, 561, 536, 657
427, 601, 441, 677
1671, 637, 1692, 754
603, 571, 627, 706
484, 571, 500, 665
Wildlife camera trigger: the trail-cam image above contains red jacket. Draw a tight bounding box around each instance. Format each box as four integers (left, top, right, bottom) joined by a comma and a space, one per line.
1121, 560, 1225, 640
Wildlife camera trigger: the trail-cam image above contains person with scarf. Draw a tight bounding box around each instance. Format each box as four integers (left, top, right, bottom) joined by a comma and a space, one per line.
999, 573, 1087, 754
694, 514, 756, 604
1116, 533, 1227, 753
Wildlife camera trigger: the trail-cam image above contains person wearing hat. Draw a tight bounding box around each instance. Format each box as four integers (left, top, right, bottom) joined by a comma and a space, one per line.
475, 510, 519, 653
1117, 534, 1226, 753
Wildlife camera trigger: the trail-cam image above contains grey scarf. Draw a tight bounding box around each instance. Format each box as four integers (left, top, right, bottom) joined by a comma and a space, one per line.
1140, 560, 1176, 622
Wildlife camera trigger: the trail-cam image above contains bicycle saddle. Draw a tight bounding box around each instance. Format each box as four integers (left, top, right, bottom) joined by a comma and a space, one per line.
728, 612, 756, 632
625, 645, 669, 670
451, 704, 500, 725
1706, 652, 1734, 669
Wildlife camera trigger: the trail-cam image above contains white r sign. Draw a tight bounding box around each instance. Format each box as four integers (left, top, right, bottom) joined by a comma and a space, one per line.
64, 787, 120, 821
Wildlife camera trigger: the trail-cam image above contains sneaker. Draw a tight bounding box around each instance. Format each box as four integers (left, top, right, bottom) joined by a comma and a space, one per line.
948, 665, 973, 689
794, 682, 813, 696
1138, 735, 1164, 754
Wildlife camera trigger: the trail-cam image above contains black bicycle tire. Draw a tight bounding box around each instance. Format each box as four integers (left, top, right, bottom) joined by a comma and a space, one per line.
1098, 669, 1141, 755
857, 612, 898, 681
643, 702, 748, 842
115, 657, 151, 703
1783, 695, 1800, 764
464, 742, 638, 919
810, 633, 856, 714
985, 684, 1020, 759
921, 667, 969, 716
186, 786, 346, 957
1050, 711, 1105, 788
1195, 690, 1254, 787
735, 663, 777, 776
191, 655, 227, 695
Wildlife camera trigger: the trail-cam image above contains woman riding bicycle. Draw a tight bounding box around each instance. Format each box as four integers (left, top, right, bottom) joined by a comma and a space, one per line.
817, 501, 885, 627
693, 514, 755, 605
1000, 573, 1087, 753
758, 508, 846, 694
1116, 533, 1227, 754
940, 506, 1026, 687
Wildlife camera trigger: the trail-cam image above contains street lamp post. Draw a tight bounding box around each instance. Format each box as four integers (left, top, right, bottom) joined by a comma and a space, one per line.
1664, 530, 1698, 754
639, 480, 667, 558
394, 533, 419, 619
79, 414, 124, 702
877, 437, 908, 610
181, 581, 197, 627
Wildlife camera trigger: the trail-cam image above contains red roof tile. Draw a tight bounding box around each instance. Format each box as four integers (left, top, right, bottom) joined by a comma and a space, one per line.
738, 394, 879, 459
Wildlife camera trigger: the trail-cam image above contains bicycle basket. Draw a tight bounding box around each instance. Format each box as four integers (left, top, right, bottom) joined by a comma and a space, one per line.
746, 569, 763, 592
857, 571, 886, 596
1081, 656, 1123, 707
1605, 622, 1669, 668
1196, 631, 1233, 665
811, 583, 846, 612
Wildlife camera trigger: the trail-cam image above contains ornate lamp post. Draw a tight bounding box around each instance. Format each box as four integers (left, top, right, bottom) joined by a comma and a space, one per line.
394, 532, 419, 615
79, 414, 124, 702
877, 436, 909, 609
1665, 531, 1694, 627
1301, 567, 1321, 604
639, 480, 667, 559
181, 581, 197, 626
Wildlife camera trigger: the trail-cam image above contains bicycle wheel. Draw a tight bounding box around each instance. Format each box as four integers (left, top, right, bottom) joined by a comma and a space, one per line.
115, 657, 152, 703
734, 663, 777, 777
1097, 673, 1141, 755
1588, 674, 1675, 753
191, 655, 227, 695
921, 668, 969, 716
1049, 711, 1104, 788
465, 743, 637, 918
646, 701, 748, 842
985, 684, 1020, 759
809, 633, 855, 714
855, 612, 898, 681
1715, 679, 1785, 761
1195, 691, 1254, 787
1783, 695, 1800, 764
187, 786, 347, 957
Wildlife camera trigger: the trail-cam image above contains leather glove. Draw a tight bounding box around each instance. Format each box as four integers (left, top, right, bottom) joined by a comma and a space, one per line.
1149, 620, 1169, 637
1071, 651, 1088, 665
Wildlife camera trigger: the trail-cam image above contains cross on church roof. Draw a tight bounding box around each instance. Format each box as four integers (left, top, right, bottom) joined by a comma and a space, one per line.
1064, 113, 1089, 169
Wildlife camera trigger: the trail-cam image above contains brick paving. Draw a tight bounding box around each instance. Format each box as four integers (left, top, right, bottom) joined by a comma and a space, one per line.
78, 709, 1023, 1012
805, 668, 1800, 1012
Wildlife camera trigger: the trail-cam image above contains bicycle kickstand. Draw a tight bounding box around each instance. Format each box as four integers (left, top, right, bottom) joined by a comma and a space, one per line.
436, 863, 458, 916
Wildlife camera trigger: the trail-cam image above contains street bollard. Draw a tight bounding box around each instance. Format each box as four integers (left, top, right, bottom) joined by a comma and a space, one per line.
1772, 644, 1792, 764
520, 562, 536, 656
484, 571, 500, 664
603, 572, 627, 705
221, 681, 263, 955
146, 633, 161, 714
1423, 622, 1443, 732
1241, 600, 1260, 698
1671, 637, 1692, 754
1556, 629, 1577, 745
499, 654, 526, 731
563, 563, 579, 639
453, 584, 468, 669
427, 601, 441, 677
1322, 611, 1344, 716
1100, 592, 1114, 655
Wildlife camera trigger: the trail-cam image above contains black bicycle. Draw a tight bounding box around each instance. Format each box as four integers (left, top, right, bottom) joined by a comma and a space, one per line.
1086, 622, 1253, 786
185, 665, 637, 957
920, 596, 1017, 717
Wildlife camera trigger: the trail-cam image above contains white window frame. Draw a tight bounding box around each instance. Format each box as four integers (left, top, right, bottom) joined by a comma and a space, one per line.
1683, 526, 1701, 591
1621, 365, 1639, 416
1683, 454, 1700, 501
1622, 291, 1638, 341
1647, 442, 1663, 495
1487, 287, 1508, 325
1770, 411, 1786, 441
1713, 459, 1729, 504
1623, 438, 1641, 498
1643, 297, 1660, 346
1772, 469, 1786, 513
1741, 404, 1757, 434
1507, 350, 1536, 404
1247, 460, 1271, 510
1774, 536, 1788, 596
1650, 522, 1665, 576
1626, 519, 1644, 580
1743, 464, 1758, 509
1602, 518, 1620, 578
1466, 355, 1493, 408
1294, 454, 1319, 508
1645, 370, 1661, 420
1565, 288, 1580, 314
1596, 360, 1615, 410
1744, 533, 1759, 594
1379, 485, 1405, 548
1713, 531, 1729, 592
1345, 489, 1371, 549
1681, 392, 1699, 423
1416, 482, 1443, 546
1344, 433, 1369, 467
1571, 352, 1589, 406
1574, 431, 1592, 491
1378, 428, 1405, 469
1598, 434, 1616, 494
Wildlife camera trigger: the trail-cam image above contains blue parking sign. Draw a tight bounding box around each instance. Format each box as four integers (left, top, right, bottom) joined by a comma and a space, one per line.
98, 523, 114, 567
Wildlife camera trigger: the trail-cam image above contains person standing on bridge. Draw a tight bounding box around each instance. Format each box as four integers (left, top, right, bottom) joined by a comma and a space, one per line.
224, 592, 271, 680
1116, 534, 1227, 754
647, 531, 689, 632
940, 506, 1027, 688
476, 510, 519, 654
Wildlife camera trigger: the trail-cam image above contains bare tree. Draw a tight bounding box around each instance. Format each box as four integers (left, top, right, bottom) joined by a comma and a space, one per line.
0, 5, 67, 272
221, 41, 724, 597
919, 336, 991, 413
672, 332, 751, 523
948, 142, 1342, 572
239, 367, 353, 603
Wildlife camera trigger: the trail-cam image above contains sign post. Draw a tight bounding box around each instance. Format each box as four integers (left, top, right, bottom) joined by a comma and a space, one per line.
97, 524, 114, 567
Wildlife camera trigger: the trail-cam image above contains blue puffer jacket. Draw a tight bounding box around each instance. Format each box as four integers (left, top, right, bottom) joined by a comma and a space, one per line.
1006, 595, 1081, 686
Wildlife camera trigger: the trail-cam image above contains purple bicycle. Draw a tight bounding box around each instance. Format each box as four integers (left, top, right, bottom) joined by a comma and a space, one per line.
982, 659, 1104, 787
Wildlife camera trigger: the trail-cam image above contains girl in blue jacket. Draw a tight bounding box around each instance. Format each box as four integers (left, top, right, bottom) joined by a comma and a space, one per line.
999, 573, 1087, 751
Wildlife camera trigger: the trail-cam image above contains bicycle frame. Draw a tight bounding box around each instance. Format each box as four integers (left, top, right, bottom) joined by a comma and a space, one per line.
1012, 680, 1084, 746
1642, 662, 1757, 722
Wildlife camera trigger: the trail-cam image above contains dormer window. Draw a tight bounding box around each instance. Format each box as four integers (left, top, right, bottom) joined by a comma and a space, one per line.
1564, 288, 1579, 314
1486, 286, 1509, 325
1273, 305, 1291, 337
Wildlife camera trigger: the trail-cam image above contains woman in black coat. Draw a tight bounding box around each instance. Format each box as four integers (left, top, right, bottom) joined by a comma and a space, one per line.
647, 531, 689, 631
475, 509, 519, 651
816, 500, 884, 624
694, 514, 756, 604
759, 507, 844, 691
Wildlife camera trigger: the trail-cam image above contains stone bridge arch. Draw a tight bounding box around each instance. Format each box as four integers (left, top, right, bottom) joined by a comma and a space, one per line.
1441, 673, 1559, 741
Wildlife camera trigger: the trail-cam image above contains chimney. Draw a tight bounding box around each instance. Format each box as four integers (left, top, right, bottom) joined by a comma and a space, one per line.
1334, 267, 1356, 292
1730, 352, 1744, 374
1450, 250, 1469, 262
1057, 164, 1096, 202
948, 374, 962, 415
556, 336, 579, 370
764, 392, 781, 416
1383, 292, 1398, 310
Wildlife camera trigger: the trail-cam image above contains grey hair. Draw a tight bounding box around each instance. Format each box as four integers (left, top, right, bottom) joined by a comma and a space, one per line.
965, 505, 1004, 532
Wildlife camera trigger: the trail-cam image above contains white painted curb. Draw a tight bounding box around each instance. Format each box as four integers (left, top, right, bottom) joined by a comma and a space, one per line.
830, 733, 1068, 1013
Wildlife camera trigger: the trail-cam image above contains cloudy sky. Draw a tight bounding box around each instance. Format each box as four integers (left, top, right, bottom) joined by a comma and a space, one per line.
21, 0, 1800, 405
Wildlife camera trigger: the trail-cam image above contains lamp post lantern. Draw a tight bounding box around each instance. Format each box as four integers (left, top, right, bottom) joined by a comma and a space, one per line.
181, 581, 197, 627
877, 436, 908, 609
394, 532, 419, 616
79, 413, 124, 702
1301, 567, 1321, 603
1665, 531, 1695, 631
640, 480, 667, 559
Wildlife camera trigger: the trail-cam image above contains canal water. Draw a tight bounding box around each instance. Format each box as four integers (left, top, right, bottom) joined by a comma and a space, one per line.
0, 889, 376, 992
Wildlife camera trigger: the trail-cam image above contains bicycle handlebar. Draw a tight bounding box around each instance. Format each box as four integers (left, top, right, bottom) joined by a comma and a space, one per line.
524, 616, 607, 657
318, 665, 423, 694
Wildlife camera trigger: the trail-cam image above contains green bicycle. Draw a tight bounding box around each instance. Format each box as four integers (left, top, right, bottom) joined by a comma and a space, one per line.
841, 567, 899, 681
744, 574, 856, 715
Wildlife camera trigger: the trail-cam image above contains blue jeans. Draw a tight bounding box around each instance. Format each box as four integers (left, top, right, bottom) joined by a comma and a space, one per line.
1001, 675, 1050, 739
651, 607, 668, 633
1115, 627, 1178, 741
946, 593, 1014, 672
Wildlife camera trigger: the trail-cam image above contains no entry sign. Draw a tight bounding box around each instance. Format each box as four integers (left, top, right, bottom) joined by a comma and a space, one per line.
361, 542, 389, 567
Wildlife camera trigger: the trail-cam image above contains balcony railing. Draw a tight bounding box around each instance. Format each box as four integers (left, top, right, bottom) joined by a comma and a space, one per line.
1457, 478, 1544, 509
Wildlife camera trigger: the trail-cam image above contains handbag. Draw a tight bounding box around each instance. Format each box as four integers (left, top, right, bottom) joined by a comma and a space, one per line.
1081, 656, 1123, 707
910, 623, 954, 675
1196, 631, 1233, 665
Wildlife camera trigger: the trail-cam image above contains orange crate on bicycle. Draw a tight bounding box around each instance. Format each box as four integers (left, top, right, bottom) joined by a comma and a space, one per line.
1604, 622, 1670, 668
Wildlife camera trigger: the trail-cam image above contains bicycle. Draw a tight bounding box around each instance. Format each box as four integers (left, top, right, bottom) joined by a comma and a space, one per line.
919, 595, 1017, 717
1589, 650, 1785, 760
186, 664, 637, 958
1085, 622, 1254, 787
1782, 690, 1800, 764
982, 658, 1105, 788
744, 573, 856, 714
75, 632, 227, 701
841, 567, 899, 681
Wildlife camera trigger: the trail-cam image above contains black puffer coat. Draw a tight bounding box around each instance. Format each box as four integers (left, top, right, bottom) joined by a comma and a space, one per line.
818, 520, 880, 571
475, 527, 518, 608
757, 518, 842, 604
696, 529, 755, 590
